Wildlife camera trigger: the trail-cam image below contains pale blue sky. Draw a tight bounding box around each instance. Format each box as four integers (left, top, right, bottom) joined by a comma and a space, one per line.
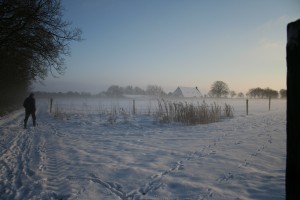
33, 0, 300, 94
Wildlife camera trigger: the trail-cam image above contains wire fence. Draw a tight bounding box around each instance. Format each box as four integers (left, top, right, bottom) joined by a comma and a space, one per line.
51, 98, 157, 115
48, 97, 286, 117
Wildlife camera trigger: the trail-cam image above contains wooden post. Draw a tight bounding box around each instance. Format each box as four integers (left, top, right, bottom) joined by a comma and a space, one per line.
50, 98, 53, 113
132, 99, 136, 115
286, 19, 300, 199
269, 96, 271, 111
246, 99, 249, 115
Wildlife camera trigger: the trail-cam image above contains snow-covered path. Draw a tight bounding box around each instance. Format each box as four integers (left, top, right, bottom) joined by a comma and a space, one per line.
0, 99, 286, 199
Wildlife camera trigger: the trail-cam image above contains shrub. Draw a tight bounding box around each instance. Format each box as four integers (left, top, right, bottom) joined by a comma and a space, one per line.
223, 103, 234, 118
156, 99, 233, 125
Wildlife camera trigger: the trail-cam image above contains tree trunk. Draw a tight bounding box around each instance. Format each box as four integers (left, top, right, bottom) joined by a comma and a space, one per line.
286, 19, 300, 199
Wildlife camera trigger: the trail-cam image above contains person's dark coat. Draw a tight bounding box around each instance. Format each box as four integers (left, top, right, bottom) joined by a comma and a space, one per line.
23, 94, 36, 112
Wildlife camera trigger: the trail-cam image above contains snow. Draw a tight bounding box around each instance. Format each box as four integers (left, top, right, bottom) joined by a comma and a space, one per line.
172, 87, 202, 98
0, 97, 286, 199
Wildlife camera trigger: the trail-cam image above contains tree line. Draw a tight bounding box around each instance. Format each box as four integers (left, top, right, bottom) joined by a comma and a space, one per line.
208, 81, 286, 99
246, 87, 286, 99
0, 0, 81, 115
35, 85, 167, 98
35, 82, 287, 99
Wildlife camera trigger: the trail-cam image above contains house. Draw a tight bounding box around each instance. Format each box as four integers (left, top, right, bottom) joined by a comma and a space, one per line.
172, 86, 202, 98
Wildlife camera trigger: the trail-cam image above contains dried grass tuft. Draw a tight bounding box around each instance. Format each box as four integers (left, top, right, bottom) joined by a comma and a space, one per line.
156, 99, 234, 125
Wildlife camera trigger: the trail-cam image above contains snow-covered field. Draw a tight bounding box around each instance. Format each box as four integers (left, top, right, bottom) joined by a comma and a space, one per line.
0, 97, 286, 199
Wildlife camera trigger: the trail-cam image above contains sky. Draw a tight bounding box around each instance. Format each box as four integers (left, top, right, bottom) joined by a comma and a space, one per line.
33, 0, 300, 94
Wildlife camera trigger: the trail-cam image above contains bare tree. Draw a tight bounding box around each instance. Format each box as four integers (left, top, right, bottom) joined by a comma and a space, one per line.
230, 91, 236, 98
0, 0, 82, 113
146, 85, 166, 96
106, 85, 123, 97
0, 0, 82, 79
280, 89, 287, 99
209, 81, 229, 98
237, 92, 244, 98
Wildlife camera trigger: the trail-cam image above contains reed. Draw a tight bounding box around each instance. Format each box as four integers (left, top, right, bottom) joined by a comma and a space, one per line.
223, 103, 234, 118
156, 99, 233, 125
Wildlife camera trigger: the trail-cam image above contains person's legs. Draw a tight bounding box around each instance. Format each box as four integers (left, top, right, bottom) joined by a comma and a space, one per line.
24, 111, 30, 128
32, 111, 36, 127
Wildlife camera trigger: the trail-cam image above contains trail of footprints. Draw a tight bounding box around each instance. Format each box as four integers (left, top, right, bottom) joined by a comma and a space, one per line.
38, 123, 84, 200
41, 122, 274, 200
238, 133, 273, 169
0, 124, 44, 199
66, 142, 217, 199
57, 138, 223, 199
1, 123, 270, 199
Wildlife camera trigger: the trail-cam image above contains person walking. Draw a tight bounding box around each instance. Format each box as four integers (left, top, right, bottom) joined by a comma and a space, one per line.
23, 93, 36, 129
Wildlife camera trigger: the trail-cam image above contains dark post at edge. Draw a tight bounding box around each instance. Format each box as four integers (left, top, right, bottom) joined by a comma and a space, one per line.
286, 19, 300, 199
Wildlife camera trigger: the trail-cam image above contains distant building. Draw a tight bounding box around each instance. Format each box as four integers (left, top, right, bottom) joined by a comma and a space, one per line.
172, 86, 202, 98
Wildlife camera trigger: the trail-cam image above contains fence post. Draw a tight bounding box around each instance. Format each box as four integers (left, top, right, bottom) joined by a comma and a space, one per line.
50, 97, 53, 113
132, 99, 136, 115
246, 99, 249, 115
269, 96, 271, 111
